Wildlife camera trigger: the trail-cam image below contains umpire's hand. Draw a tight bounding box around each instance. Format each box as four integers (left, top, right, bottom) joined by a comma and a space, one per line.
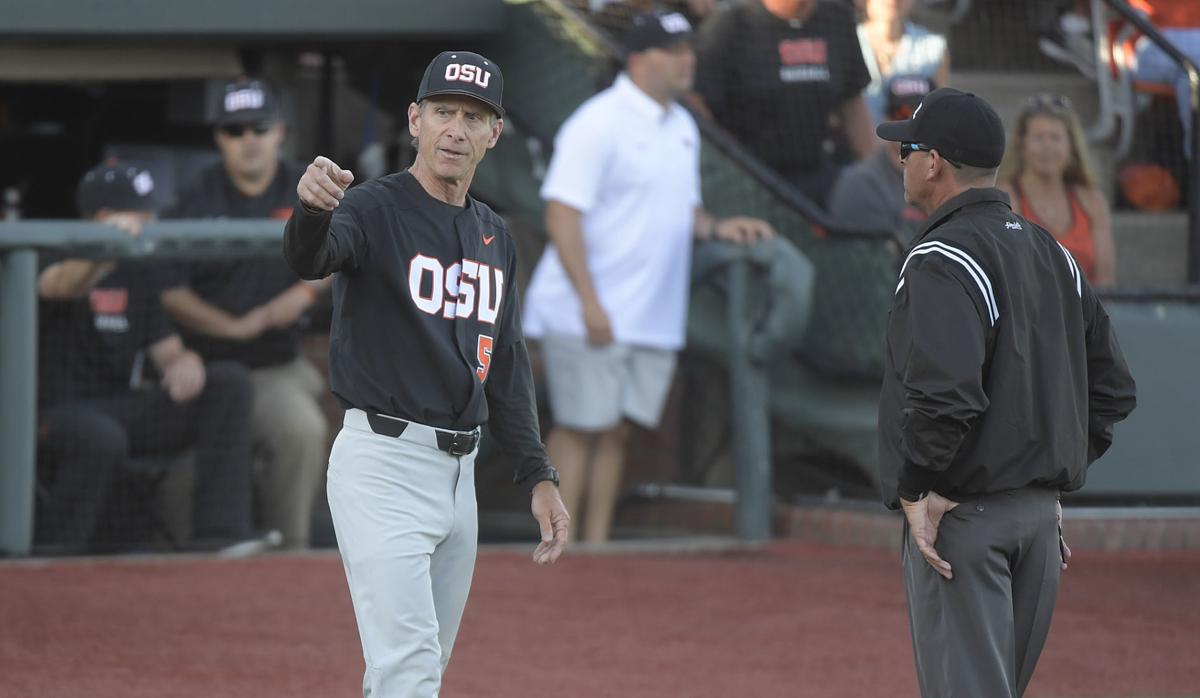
298, 156, 355, 211
901, 492, 960, 580
531, 480, 570, 565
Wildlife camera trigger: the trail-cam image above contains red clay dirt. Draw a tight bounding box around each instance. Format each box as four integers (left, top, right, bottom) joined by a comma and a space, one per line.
1, 541, 1197, 697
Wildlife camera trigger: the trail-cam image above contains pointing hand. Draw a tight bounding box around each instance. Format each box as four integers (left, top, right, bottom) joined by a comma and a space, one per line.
298, 155, 355, 211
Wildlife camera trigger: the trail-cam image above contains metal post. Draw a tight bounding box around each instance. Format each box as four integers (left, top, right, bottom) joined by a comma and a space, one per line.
0, 249, 38, 556
727, 256, 772, 541
1188, 67, 1200, 283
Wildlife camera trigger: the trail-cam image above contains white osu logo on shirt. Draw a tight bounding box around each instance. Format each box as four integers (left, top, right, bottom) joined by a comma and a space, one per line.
443, 63, 492, 89
408, 255, 504, 324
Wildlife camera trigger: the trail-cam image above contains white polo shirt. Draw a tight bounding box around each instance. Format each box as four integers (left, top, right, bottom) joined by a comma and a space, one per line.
523, 73, 702, 350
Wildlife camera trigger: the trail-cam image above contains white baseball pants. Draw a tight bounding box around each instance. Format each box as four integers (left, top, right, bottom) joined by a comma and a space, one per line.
327, 408, 479, 698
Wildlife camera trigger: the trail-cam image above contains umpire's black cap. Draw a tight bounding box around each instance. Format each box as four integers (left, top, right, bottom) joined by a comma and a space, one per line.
416, 51, 504, 118
76, 159, 168, 218
876, 87, 1006, 169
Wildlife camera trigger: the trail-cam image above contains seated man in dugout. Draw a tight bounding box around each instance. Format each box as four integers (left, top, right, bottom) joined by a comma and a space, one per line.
161, 78, 329, 549
34, 159, 263, 555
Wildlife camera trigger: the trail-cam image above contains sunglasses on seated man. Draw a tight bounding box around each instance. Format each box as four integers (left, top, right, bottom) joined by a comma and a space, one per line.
219, 122, 272, 138
900, 142, 963, 169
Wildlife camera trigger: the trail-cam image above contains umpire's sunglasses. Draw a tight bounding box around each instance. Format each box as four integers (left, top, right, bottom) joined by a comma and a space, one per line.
900, 142, 963, 169
219, 123, 272, 138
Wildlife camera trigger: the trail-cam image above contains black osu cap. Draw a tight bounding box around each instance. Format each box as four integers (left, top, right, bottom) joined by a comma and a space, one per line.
76, 159, 168, 217
625, 10, 693, 53
416, 51, 504, 117
213, 77, 281, 126
876, 87, 1006, 168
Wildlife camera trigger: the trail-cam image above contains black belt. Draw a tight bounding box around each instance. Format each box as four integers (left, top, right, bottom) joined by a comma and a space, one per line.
365, 412, 480, 456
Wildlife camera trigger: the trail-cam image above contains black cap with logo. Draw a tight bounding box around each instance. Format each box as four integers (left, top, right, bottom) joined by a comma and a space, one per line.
416, 51, 505, 118
876, 87, 1006, 169
213, 77, 281, 126
883, 74, 936, 122
624, 10, 693, 53
76, 159, 168, 217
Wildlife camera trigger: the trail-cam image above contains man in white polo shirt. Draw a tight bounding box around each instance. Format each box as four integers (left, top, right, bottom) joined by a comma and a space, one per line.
523, 9, 773, 543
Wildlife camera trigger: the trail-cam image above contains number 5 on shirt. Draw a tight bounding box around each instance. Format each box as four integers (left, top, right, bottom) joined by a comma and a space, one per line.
476, 334, 494, 382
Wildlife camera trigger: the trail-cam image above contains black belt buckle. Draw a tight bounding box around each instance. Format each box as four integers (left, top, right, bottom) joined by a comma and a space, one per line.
446, 430, 478, 456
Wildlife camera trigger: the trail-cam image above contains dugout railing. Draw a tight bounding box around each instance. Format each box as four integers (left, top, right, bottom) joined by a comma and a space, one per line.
0, 219, 813, 552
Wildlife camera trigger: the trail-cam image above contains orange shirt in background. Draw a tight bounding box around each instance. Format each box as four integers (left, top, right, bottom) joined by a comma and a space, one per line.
1129, 0, 1200, 29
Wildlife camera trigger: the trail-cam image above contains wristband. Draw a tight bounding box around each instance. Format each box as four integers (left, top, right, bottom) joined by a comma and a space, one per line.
299, 200, 326, 216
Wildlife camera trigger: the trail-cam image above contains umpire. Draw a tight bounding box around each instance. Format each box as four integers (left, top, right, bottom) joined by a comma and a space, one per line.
876, 88, 1136, 697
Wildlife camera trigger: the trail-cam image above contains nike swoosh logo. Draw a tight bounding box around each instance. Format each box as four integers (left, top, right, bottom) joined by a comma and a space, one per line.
483, 234, 495, 245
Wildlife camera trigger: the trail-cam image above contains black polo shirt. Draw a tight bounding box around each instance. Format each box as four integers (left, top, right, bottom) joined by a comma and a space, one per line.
38, 261, 174, 407
695, 0, 870, 176
165, 160, 306, 368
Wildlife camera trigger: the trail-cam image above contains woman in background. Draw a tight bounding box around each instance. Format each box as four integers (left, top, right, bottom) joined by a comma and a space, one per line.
1000, 94, 1117, 287
857, 0, 949, 123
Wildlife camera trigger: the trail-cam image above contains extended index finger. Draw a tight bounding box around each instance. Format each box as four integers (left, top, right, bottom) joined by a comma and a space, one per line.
314, 156, 353, 188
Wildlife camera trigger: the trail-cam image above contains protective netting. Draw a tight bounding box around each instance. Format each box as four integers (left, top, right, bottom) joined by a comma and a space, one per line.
487, 0, 905, 379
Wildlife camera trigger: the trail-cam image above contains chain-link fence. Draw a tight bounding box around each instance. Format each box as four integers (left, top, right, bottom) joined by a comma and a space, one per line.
9, 0, 1200, 552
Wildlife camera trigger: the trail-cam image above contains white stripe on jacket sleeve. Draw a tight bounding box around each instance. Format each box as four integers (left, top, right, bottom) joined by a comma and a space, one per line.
896, 241, 1000, 326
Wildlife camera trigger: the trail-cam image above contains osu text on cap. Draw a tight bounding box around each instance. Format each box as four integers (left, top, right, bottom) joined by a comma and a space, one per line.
225, 86, 265, 113
444, 63, 491, 89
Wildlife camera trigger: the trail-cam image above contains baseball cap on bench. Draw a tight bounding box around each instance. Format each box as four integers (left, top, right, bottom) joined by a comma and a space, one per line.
876, 87, 1006, 169
416, 51, 504, 118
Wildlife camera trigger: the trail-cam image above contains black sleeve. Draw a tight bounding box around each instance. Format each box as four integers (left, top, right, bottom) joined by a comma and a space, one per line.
485, 339, 558, 492
134, 264, 176, 348
283, 201, 368, 279
1080, 283, 1137, 463
485, 252, 558, 492
894, 256, 992, 500
144, 301, 176, 348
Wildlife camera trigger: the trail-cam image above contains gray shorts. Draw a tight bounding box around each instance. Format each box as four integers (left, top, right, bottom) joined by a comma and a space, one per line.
539, 333, 677, 431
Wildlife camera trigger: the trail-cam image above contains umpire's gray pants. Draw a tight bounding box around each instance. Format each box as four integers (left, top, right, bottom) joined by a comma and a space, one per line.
903, 487, 1062, 698
327, 409, 478, 698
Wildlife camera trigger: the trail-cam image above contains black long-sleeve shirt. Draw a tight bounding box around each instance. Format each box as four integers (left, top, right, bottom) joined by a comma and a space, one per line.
878, 187, 1136, 508
283, 170, 556, 491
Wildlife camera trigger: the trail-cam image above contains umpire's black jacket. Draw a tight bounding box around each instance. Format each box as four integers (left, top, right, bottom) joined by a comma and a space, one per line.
878, 187, 1137, 509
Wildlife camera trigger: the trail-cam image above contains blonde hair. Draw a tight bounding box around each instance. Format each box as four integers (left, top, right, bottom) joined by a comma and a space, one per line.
998, 94, 1097, 189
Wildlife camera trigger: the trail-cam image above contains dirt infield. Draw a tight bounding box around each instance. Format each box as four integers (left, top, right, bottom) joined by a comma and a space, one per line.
1, 541, 1198, 697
